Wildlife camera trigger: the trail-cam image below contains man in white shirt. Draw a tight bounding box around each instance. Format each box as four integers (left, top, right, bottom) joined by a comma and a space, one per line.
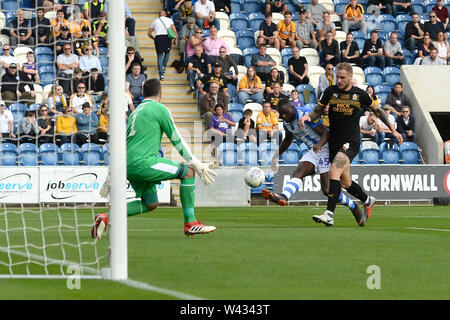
194, 0, 219, 30
57, 43, 79, 95
360, 112, 380, 143
79, 45, 102, 74
0, 101, 16, 140
421, 46, 447, 65
376, 104, 397, 144
69, 82, 94, 114
0, 44, 19, 76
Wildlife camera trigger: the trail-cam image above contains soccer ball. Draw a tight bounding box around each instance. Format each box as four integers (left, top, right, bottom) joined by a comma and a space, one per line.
244, 167, 266, 188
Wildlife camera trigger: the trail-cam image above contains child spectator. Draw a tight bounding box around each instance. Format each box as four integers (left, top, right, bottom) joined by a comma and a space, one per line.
290, 90, 303, 108
22, 52, 40, 84
236, 109, 257, 143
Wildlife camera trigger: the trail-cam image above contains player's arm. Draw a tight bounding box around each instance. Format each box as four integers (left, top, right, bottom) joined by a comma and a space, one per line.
299, 102, 326, 129
312, 123, 330, 153
370, 103, 403, 144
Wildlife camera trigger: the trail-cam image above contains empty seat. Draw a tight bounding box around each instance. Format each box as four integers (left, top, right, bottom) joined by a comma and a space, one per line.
383, 66, 401, 87
238, 142, 259, 166
364, 66, 384, 87
39, 143, 59, 166
296, 84, 317, 104
217, 142, 238, 166
0, 143, 18, 166
377, 14, 396, 34
230, 13, 248, 32
18, 143, 38, 166
59, 143, 81, 165
399, 142, 420, 164
258, 142, 279, 165
280, 143, 299, 164
379, 142, 400, 164
361, 141, 380, 164
81, 143, 102, 165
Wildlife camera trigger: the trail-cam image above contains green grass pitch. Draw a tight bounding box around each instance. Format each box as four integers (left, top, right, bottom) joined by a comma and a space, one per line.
0, 205, 449, 300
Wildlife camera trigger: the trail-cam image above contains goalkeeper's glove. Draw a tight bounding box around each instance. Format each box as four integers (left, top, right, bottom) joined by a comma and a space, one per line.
190, 158, 217, 185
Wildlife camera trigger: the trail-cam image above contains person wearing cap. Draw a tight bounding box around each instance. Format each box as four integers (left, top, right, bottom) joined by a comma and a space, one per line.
55, 25, 73, 56
0, 44, 19, 77
376, 104, 397, 143
75, 26, 99, 57
1, 63, 36, 106
179, 17, 197, 57
70, 12, 91, 40
31, 7, 51, 46
265, 0, 288, 15
0, 101, 16, 142
76, 101, 99, 146
8, 9, 34, 47
197, 62, 229, 100
295, 8, 318, 50
51, 9, 70, 39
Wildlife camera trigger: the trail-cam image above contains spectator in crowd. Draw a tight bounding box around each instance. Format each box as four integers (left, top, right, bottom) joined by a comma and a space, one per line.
124, 1, 136, 37
384, 31, 405, 67
433, 31, 450, 63
317, 63, 336, 98
366, 0, 393, 16
290, 89, 304, 108
197, 62, 229, 98
97, 96, 109, 143
340, 32, 362, 68
57, 43, 79, 95
277, 11, 297, 50
266, 82, 289, 112
215, 46, 239, 86
265, 0, 288, 15
414, 33, 433, 64
392, 0, 412, 17
126, 63, 147, 102
264, 68, 284, 100
194, 0, 219, 30
199, 81, 229, 129
316, 11, 336, 48
288, 46, 309, 86
76, 102, 99, 146
295, 8, 318, 50
214, 0, 231, 14
51, 9, 70, 39
71, 67, 85, 95
32, 7, 51, 46
251, 43, 276, 83
178, 0, 196, 28
92, 11, 108, 47
256, 101, 281, 144
209, 104, 236, 155
236, 109, 257, 143
421, 45, 447, 65
55, 25, 73, 56
432, 0, 449, 31
9, 9, 34, 47
0, 45, 18, 76
37, 104, 55, 145
404, 12, 425, 52
75, 26, 99, 57
1, 63, 35, 106
186, 27, 205, 59
22, 51, 40, 84
87, 68, 105, 100
359, 112, 380, 144
36, 0, 55, 13
125, 47, 145, 75
69, 82, 94, 114
362, 30, 385, 69
55, 106, 77, 146
79, 45, 102, 74
148, 9, 178, 80
258, 12, 281, 51
425, 11, 445, 40
70, 12, 91, 40
186, 45, 211, 93
203, 26, 230, 61
320, 31, 340, 67
18, 110, 39, 145
62, 0, 82, 21
342, 0, 366, 34
306, 0, 329, 29
0, 101, 16, 142
47, 84, 67, 115
386, 82, 412, 118
366, 85, 381, 106
237, 66, 264, 106
396, 106, 416, 143
179, 17, 197, 58
84, 0, 104, 21
376, 104, 397, 143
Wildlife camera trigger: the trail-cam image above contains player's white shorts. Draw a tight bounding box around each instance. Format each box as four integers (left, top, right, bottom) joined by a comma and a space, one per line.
299, 146, 330, 174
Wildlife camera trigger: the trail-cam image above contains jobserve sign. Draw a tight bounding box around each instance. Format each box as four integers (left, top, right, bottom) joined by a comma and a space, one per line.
0, 167, 39, 203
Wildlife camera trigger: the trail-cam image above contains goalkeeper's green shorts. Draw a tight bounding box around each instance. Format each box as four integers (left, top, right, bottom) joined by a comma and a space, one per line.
128, 157, 189, 203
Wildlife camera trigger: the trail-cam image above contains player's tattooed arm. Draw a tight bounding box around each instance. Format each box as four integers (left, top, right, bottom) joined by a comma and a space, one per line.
371, 103, 395, 132
308, 103, 326, 121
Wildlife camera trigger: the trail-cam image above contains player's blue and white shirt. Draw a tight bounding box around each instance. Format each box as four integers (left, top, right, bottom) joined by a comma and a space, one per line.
283, 107, 327, 150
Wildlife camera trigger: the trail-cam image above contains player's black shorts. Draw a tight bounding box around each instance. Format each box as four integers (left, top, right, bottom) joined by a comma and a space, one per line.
329, 141, 360, 163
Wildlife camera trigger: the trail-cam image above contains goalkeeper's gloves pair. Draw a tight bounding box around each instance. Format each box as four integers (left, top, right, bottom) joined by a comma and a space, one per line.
190, 158, 217, 185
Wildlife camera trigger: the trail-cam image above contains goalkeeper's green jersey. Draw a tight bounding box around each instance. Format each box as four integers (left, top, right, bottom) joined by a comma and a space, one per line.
126, 99, 195, 167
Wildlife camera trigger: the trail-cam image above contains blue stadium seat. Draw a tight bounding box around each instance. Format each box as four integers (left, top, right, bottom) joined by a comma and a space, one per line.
296, 84, 316, 104
395, 14, 412, 34
230, 13, 248, 32
35, 46, 54, 65
377, 14, 396, 34
364, 66, 384, 87
352, 151, 361, 164
423, 0, 437, 12
411, 0, 425, 15
280, 143, 299, 164
238, 142, 258, 166
243, 47, 258, 67
98, 47, 108, 56
258, 142, 279, 166
399, 142, 420, 164
248, 12, 265, 33
402, 49, 414, 65
236, 30, 255, 50
39, 65, 56, 86
2, 0, 20, 11
360, 141, 380, 164
5, 10, 16, 26
244, 0, 262, 15
334, 0, 348, 14
374, 84, 391, 105
230, 109, 244, 122
0, 143, 18, 166
59, 143, 81, 165
81, 143, 102, 165
383, 67, 400, 87
217, 142, 238, 166
9, 103, 27, 122
230, 0, 242, 14
102, 144, 109, 165
352, 31, 366, 51
18, 143, 38, 166
20, 0, 34, 8
281, 48, 293, 67
227, 84, 237, 101
379, 142, 400, 164
39, 143, 59, 166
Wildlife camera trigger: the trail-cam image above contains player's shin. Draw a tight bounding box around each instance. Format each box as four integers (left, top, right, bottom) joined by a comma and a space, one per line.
127, 200, 148, 217
326, 179, 341, 213
345, 181, 369, 203
338, 193, 355, 209
180, 176, 196, 223
281, 177, 302, 200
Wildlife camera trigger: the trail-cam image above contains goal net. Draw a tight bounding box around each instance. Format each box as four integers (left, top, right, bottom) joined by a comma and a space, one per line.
0, 0, 127, 280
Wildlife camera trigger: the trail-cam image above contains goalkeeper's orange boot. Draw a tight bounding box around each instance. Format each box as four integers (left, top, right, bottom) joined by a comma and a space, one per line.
91, 213, 109, 239
184, 220, 216, 237
262, 189, 287, 206
364, 196, 376, 220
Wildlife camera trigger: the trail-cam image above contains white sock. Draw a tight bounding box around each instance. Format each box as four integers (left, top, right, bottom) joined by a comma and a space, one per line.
281, 177, 302, 200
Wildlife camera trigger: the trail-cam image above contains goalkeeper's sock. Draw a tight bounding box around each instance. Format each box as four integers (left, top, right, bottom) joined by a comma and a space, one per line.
127, 200, 148, 217
281, 177, 302, 200
326, 179, 341, 213
345, 181, 369, 204
180, 176, 196, 223
338, 193, 355, 209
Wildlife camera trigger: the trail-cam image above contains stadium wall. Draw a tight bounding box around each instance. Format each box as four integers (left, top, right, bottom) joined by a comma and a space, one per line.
400, 66, 450, 164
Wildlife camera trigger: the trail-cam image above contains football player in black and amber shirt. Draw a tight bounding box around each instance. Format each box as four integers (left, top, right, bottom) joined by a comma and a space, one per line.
300, 62, 402, 227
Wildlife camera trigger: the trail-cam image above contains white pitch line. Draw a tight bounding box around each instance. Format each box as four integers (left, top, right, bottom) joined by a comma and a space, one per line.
406, 227, 450, 232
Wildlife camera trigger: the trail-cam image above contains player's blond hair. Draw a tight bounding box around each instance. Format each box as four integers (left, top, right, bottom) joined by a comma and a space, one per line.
336, 62, 353, 75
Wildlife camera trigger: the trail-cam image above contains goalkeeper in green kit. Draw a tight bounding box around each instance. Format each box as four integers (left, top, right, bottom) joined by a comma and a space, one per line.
91, 79, 217, 239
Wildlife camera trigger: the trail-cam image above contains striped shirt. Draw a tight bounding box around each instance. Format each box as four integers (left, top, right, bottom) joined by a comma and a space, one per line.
283, 107, 326, 149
